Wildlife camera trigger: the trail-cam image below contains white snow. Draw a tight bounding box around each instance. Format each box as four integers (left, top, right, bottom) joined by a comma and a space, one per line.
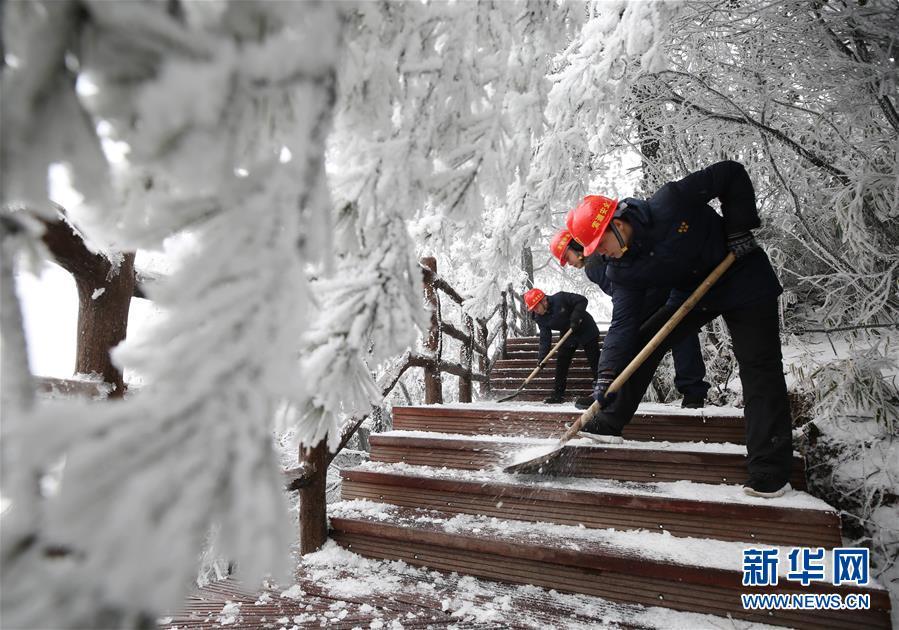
216, 601, 241, 625
296, 541, 782, 629
90, 287, 105, 300
424, 400, 746, 418
279, 585, 304, 600
380, 429, 772, 456
329, 499, 885, 589
351, 460, 834, 511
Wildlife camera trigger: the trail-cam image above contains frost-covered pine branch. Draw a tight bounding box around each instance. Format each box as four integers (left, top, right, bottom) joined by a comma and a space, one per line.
334, 1, 583, 319
1, 3, 341, 627
467, 1, 681, 317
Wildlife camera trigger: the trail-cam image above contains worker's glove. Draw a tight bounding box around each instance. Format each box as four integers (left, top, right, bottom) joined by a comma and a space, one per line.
726, 231, 759, 259
569, 312, 584, 331
592, 371, 617, 409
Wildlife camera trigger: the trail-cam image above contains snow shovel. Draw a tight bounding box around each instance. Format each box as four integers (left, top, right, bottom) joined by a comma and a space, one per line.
503, 252, 736, 474
497, 329, 574, 403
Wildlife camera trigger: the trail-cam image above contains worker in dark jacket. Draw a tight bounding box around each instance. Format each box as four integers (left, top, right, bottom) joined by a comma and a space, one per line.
523, 288, 599, 407
565, 161, 792, 499
550, 229, 711, 408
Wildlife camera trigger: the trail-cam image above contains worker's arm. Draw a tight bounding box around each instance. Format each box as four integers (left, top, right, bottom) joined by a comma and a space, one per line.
560, 292, 588, 331
537, 322, 552, 362
596, 284, 645, 375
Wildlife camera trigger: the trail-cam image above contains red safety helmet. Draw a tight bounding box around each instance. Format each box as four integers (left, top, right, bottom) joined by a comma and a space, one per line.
523, 288, 546, 311
566, 195, 618, 256
549, 228, 575, 266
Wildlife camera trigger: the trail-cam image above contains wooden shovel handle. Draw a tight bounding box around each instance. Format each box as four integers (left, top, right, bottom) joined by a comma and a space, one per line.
522, 328, 574, 384
561, 253, 736, 442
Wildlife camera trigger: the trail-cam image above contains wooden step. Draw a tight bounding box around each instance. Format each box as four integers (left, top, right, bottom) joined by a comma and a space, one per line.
329, 502, 891, 630
491, 371, 596, 380
492, 366, 596, 376
490, 377, 596, 389
489, 385, 595, 398
488, 387, 593, 399
505, 349, 602, 361
488, 380, 595, 392
170, 561, 782, 630
340, 465, 840, 547
368, 432, 806, 488
506, 334, 605, 346
492, 359, 601, 374
487, 391, 593, 402
392, 403, 746, 444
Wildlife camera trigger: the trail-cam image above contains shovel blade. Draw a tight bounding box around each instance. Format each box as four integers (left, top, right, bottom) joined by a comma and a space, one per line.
496, 389, 523, 403
502, 445, 572, 475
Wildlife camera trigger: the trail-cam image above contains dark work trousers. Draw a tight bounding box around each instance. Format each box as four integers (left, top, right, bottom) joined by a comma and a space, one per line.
671, 334, 711, 399
585, 297, 793, 481
554, 339, 600, 396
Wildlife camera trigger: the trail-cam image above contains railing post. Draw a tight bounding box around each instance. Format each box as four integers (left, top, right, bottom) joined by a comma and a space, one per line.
477, 319, 489, 394
459, 314, 474, 402
500, 290, 508, 359
521, 245, 536, 335
508, 283, 524, 336
421, 257, 443, 404
298, 440, 328, 554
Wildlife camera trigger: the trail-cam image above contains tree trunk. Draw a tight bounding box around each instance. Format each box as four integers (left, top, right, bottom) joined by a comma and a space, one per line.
40, 213, 134, 398
421, 257, 443, 404
73, 253, 134, 396
634, 90, 662, 195
298, 440, 328, 554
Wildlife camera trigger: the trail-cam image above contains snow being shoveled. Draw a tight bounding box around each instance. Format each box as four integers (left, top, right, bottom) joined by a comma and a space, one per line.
381, 429, 778, 455
502, 443, 561, 468
351, 460, 833, 511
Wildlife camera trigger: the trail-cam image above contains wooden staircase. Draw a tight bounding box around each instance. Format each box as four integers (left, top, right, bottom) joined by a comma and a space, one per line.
490, 334, 602, 401
330, 336, 892, 629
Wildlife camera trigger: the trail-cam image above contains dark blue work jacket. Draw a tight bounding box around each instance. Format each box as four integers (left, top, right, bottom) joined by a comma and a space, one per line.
532, 291, 600, 360
598, 161, 782, 374
585, 255, 671, 323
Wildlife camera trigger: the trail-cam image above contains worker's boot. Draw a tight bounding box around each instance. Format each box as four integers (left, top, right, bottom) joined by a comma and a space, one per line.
681, 395, 705, 409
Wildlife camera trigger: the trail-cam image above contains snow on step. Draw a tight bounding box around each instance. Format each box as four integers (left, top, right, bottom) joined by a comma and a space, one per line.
301, 540, 781, 630
350, 460, 830, 511
426, 400, 746, 417
330, 500, 862, 580
394, 401, 748, 443
329, 501, 891, 630
341, 462, 840, 547
368, 431, 808, 488
380, 429, 755, 453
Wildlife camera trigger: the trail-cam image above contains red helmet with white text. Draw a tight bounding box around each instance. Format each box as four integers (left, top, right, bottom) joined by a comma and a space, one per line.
566, 195, 618, 256
523, 288, 546, 311
549, 228, 575, 266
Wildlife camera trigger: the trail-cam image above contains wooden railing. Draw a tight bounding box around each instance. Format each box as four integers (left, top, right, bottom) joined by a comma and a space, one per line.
294, 256, 530, 553
408, 256, 532, 404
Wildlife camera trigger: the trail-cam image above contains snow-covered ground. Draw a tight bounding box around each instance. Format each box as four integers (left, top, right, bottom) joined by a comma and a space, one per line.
166, 539, 785, 630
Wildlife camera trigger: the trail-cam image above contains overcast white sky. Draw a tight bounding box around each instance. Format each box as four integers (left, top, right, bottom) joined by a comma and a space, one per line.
17, 262, 160, 379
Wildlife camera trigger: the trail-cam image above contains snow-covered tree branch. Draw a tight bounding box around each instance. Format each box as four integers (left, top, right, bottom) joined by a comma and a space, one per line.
2, 3, 341, 627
